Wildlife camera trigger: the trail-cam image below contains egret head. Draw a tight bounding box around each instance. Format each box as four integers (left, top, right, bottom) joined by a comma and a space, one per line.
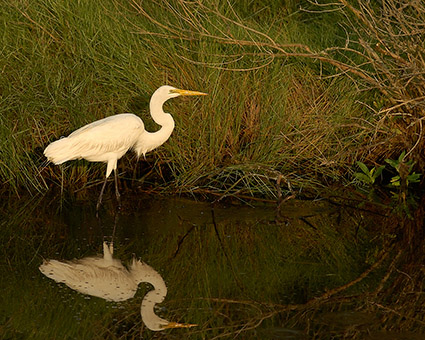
141, 306, 197, 331
155, 85, 207, 100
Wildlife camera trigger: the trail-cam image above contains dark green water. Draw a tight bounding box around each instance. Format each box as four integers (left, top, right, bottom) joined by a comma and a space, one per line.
1, 193, 423, 339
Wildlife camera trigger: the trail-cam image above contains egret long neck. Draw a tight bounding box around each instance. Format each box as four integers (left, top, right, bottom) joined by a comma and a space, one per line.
147, 94, 175, 144
150, 93, 175, 127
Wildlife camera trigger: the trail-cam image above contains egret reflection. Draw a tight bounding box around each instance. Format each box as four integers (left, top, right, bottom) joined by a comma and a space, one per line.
39, 242, 196, 331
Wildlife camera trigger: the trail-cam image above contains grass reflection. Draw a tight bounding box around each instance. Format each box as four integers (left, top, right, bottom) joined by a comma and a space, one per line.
0, 193, 416, 339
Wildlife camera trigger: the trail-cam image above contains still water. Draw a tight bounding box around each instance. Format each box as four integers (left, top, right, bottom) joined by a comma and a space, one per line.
1, 193, 424, 339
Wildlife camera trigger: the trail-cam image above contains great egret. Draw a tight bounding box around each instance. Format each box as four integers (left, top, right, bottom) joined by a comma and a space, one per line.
44, 85, 207, 210
39, 242, 196, 331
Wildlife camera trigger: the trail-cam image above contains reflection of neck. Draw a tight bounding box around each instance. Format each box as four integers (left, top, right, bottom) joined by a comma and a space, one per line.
141, 289, 170, 331
130, 259, 170, 331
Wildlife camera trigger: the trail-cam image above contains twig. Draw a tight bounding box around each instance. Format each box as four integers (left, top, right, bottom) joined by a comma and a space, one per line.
312, 247, 391, 301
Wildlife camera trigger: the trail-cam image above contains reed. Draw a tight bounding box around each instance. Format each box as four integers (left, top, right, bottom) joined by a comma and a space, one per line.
0, 0, 386, 198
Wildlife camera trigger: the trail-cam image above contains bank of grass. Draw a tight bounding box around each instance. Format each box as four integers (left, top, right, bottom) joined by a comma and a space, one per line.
0, 1, 394, 198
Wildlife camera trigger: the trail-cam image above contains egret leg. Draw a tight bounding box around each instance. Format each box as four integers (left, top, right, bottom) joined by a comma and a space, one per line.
114, 170, 121, 209
96, 176, 108, 212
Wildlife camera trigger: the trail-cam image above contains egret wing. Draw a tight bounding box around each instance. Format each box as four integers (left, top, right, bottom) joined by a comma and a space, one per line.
66, 114, 145, 161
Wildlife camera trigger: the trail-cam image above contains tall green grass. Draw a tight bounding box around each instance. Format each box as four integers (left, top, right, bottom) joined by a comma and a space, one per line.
1, 0, 373, 198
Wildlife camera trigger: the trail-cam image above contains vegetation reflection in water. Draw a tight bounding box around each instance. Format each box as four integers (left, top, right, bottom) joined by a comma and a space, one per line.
1, 194, 423, 339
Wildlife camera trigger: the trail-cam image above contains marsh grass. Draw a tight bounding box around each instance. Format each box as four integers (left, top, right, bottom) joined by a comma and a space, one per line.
1, 0, 383, 198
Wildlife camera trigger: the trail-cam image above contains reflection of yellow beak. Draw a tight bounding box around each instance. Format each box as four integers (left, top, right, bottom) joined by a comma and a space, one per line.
171, 88, 208, 96
164, 322, 198, 329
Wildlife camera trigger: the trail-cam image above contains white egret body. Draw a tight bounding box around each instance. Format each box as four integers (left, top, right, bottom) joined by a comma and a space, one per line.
39, 242, 196, 331
43, 85, 207, 210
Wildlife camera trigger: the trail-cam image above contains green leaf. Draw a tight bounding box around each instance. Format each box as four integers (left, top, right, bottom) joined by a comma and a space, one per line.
390, 175, 401, 186
385, 158, 398, 169
373, 165, 385, 179
408, 161, 416, 172
354, 172, 371, 184
407, 172, 421, 183
356, 161, 370, 175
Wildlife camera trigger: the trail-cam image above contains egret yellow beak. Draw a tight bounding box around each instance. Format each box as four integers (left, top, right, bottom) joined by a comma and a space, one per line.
163, 322, 197, 329
171, 88, 207, 96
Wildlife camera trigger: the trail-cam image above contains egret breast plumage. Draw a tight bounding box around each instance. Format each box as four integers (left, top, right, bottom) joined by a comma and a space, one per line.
43, 85, 207, 210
